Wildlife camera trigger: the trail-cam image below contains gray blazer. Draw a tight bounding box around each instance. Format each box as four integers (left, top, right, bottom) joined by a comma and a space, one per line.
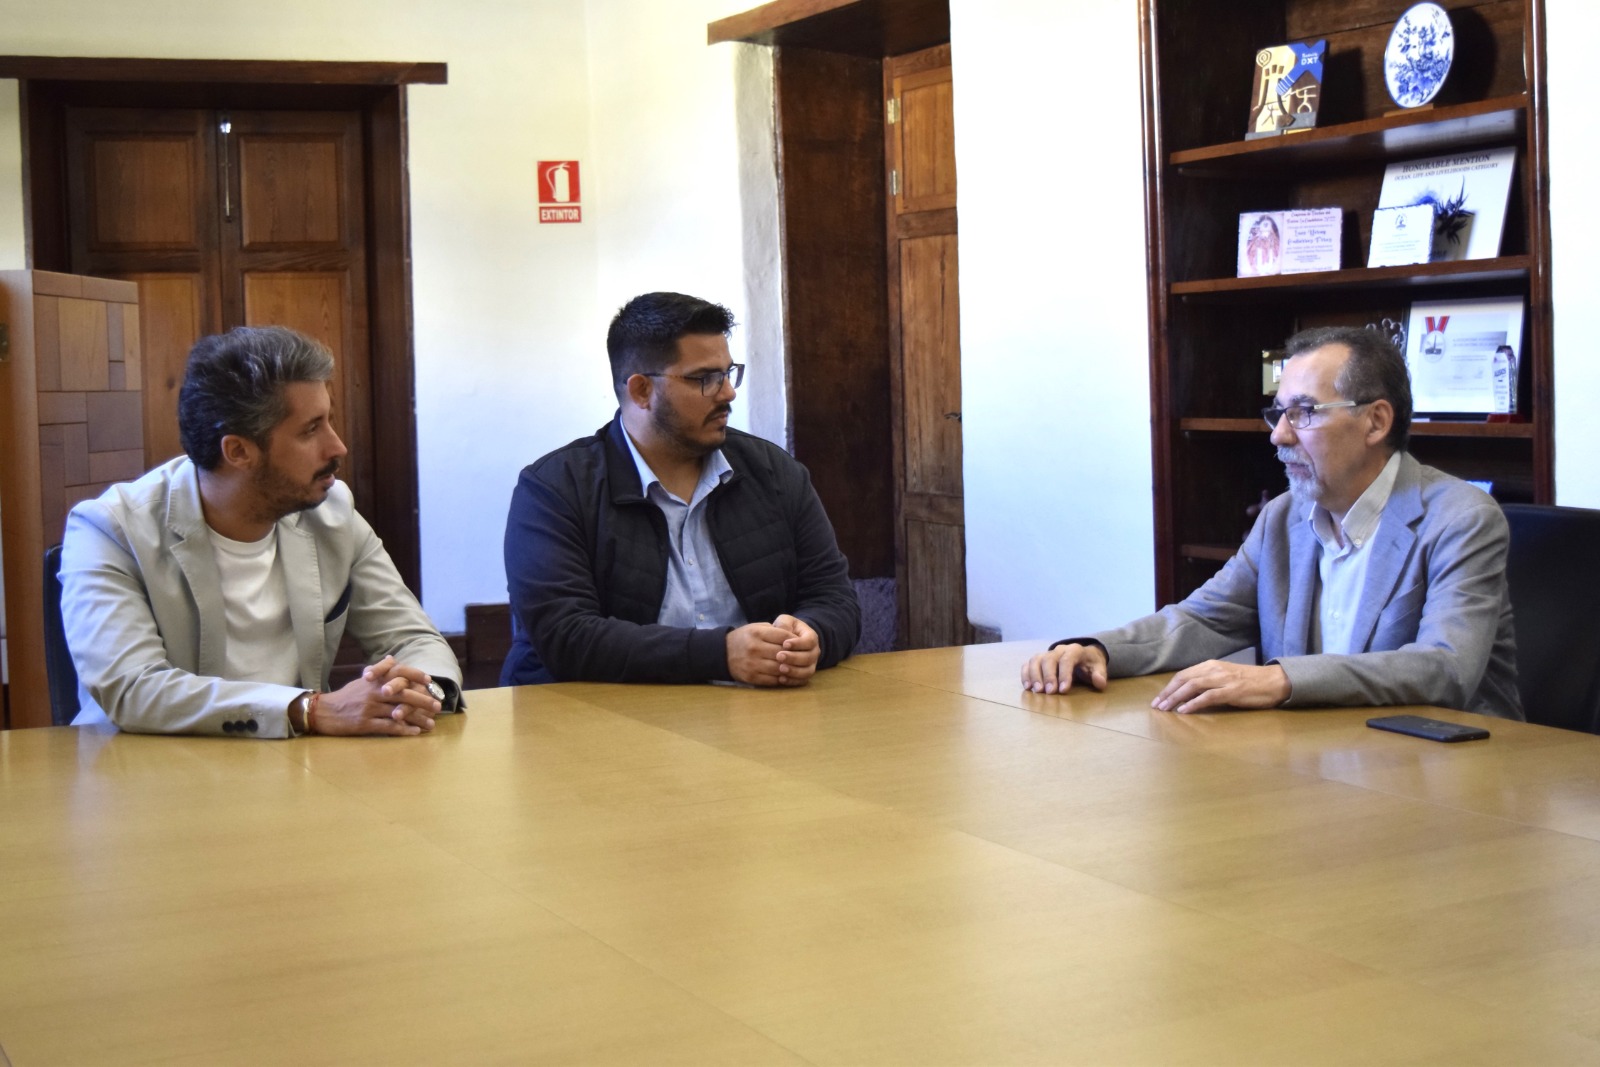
1085, 454, 1522, 719
61, 457, 461, 737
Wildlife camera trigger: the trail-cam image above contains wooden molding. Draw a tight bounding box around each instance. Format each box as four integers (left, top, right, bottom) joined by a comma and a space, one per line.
710, 0, 860, 43
0, 56, 447, 85
708, 0, 948, 57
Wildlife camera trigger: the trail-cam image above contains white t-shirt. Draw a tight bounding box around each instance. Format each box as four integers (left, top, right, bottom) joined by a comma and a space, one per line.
208, 526, 301, 687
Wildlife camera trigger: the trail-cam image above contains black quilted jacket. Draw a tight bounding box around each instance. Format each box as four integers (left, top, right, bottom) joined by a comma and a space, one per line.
501, 416, 860, 684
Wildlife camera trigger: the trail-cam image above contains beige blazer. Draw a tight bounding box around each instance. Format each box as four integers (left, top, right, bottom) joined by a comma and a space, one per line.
61, 457, 460, 737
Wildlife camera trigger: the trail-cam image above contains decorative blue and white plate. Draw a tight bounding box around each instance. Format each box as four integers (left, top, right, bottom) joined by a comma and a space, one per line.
1385, 3, 1455, 108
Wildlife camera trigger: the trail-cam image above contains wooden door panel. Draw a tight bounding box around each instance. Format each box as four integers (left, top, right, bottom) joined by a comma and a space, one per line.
242, 273, 347, 354
906, 519, 967, 649
900, 233, 962, 498
903, 490, 963, 527
113, 273, 204, 467
242, 270, 366, 499
66, 108, 216, 268
239, 135, 344, 248
243, 270, 350, 421
893, 66, 957, 215
88, 137, 201, 249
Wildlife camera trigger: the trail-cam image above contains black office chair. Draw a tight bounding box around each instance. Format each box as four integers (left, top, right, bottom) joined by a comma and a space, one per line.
43, 544, 81, 726
1502, 504, 1600, 734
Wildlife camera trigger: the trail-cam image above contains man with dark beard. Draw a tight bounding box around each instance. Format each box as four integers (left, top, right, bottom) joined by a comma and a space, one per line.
501, 292, 859, 686
61, 326, 462, 737
1021, 326, 1522, 720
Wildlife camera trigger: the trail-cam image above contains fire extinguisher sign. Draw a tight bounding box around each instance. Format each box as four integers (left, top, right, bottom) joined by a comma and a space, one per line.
537, 161, 582, 223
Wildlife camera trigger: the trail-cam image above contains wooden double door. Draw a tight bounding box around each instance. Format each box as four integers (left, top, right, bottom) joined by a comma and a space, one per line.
63, 106, 375, 517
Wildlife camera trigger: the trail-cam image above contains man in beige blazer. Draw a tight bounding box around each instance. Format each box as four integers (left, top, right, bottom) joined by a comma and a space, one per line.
61, 326, 461, 738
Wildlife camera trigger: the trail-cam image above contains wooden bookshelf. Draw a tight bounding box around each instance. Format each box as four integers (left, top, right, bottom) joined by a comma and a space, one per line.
1138, 0, 1553, 606
1173, 256, 1531, 299
1180, 417, 1536, 438
1171, 95, 1528, 173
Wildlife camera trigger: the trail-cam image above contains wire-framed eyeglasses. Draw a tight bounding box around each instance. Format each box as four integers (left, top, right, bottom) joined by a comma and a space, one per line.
1262, 398, 1376, 430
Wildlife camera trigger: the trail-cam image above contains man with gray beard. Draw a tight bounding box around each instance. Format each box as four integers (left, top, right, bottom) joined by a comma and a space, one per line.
1021, 326, 1522, 720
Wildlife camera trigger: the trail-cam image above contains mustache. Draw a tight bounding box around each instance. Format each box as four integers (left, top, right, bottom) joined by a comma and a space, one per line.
1276, 449, 1307, 465
708, 404, 732, 420
315, 458, 342, 480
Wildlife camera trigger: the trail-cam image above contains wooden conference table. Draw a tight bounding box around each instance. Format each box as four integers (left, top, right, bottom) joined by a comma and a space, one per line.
4, 643, 1600, 1065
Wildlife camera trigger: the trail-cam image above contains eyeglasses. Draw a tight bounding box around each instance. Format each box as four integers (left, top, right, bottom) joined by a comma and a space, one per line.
644, 364, 745, 396
1262, 398, 1375, 430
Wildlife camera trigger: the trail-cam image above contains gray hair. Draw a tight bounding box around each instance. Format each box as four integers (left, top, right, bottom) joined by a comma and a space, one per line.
178, 326, 335, 470
1285, 325, 1413, 452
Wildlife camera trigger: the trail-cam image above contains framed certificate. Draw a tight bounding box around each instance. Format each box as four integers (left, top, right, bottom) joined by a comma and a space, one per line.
1405, 297, 1524, 415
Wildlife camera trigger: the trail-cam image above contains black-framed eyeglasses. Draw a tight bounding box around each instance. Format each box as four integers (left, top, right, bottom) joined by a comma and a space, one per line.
645, 364, 745, 396
1262, 398, 1376, 430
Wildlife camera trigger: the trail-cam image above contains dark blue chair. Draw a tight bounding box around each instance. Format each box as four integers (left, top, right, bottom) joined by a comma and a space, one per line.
1501, 504, 1600, 734
43, 544, 80, 726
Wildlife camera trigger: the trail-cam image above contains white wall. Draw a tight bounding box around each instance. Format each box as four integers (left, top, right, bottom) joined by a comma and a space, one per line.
1547, 0, 1600, 507
583, 3, 784, 443
950, 0, 1157, 641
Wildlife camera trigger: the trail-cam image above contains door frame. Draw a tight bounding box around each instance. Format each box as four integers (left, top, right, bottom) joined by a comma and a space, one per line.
2, 55, 444, 595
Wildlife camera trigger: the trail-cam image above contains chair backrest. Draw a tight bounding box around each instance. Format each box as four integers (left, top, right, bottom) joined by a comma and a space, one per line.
1502, 504, 1600, 734
43, 544, 80, 726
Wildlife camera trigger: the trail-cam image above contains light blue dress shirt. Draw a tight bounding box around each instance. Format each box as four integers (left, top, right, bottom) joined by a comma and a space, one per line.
622, 429, 748, 631
1307, 451, 1402, 654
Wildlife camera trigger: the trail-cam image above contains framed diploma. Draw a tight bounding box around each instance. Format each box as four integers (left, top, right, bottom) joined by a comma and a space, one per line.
1405, 297, 1524, 416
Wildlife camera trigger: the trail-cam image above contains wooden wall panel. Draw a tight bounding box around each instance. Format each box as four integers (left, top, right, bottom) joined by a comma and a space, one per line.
775, 46, 894, 580
56, 298, 111, 391
33, 296, 62, 390
0, 270, 142, 729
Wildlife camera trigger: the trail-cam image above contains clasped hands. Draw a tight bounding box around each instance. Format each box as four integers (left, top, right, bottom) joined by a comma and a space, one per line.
313, 655, 443, 736
726, 614, 821, 687
1021, 643, 1291, 714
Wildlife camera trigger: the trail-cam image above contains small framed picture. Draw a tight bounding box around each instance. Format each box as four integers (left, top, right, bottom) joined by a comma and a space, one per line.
1405, 297, 1524, 415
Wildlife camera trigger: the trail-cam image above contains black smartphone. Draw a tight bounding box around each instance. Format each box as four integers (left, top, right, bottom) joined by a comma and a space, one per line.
1366, 714, 1491, 743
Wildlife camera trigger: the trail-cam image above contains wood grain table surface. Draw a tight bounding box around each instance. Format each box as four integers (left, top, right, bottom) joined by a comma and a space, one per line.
3, 641, 1599, 1065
